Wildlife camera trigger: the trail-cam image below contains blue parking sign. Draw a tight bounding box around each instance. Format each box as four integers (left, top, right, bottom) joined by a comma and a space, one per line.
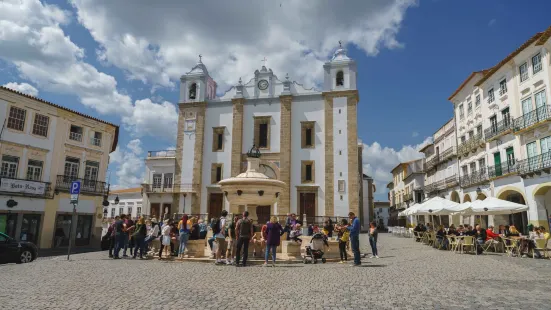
70, 181, 81, 194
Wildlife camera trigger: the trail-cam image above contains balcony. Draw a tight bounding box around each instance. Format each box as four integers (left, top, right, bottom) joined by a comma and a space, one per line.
458, 140, 470, 157
147, 150, 176, 158
485, 118, 512, 141
445, 176, 459, 188
513, 105, 551, 133
460, 169, 488, 188
142, 183, 197, 193
488, 161, 518, 179
517, 152, 551, 176
499, 87, 507, 96
404, 192, 413, 202
90, 137, 102, 147
425, 156, 439, 170
438, 147, 456, 163
55, 175, 107, 196
0, 177, 52, 198
468, 133, 485, 152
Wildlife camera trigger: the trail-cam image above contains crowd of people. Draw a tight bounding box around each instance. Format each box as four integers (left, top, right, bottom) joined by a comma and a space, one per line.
103, 211, 375, 266
413, 222, 550, 257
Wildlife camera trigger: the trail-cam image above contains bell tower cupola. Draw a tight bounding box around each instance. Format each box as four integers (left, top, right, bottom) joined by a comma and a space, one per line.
323, 41, 357, 91
180, 54, 217, 103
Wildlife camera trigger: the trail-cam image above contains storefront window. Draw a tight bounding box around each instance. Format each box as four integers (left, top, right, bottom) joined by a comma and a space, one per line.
75, 215, 92, 246
0, 213, 17, 238
20, 214, 41, 244
55, 214, 72, 247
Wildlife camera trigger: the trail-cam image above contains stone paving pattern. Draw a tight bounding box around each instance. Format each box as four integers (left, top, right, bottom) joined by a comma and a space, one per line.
1, 234, 551, 309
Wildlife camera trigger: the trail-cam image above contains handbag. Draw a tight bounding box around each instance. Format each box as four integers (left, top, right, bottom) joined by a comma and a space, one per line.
162, 235, 171, 246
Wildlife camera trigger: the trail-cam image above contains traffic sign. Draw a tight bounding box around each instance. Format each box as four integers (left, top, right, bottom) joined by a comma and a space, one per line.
70, 181, 81, 194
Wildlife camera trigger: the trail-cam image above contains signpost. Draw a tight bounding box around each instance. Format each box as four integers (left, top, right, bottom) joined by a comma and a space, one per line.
67, 181, 80, 261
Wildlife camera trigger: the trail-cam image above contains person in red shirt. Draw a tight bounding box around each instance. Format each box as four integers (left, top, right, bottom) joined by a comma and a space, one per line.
486, 225, 500, 241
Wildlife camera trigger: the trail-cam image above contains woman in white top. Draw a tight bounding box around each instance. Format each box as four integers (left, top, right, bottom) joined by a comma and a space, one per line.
158, 220, 172, 260
144, 219, 159, 252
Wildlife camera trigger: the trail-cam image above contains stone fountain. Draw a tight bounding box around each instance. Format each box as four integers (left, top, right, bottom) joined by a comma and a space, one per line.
218, 145, 286, 218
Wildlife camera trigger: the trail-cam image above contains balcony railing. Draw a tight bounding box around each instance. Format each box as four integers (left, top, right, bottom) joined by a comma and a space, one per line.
143, 184, 174, 193
484, 118, 512, 141
488, 161, 518, 179
426, 156, 439, 170
499, 87, 507, 96
55, 175, 107, 195
0, 177, 52, 198
468, 133, 484, 151
517, 152, 551, 175
147, 150, 176, 158
445, 176, 459, 188
69, 131, 82, 142
458, 140, 469, 156
487, 97, 495, 104
438, 147, 456, 162
404, 192, 413, 202
460, 169, 488, 188
91, 137, 102, 147
513, 105, 551, 132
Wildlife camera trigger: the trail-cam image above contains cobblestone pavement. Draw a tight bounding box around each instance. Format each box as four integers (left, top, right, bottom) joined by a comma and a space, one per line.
1, 233, 551, 310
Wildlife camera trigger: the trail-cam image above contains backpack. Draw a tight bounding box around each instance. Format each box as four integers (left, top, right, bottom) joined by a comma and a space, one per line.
211, 218, 221, 235
239, 218, 252, 238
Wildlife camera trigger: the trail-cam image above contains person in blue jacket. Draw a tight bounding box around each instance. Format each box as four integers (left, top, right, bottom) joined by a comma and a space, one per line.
347, 212, 361, 266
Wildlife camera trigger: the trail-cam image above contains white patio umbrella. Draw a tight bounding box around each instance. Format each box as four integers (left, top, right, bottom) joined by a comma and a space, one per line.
461, 197, 528, 215
398, 202, 424, 217
414, 197, 459, 216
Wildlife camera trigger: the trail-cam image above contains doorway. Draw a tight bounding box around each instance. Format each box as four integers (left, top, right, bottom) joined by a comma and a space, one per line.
161, 204, 172, 220
75, 215, 92, 246
256, 205, 271, 224
208, 193, 224, 219
150, 203, 161, 219
20, 214, 41, 245
299, 192, 316, 224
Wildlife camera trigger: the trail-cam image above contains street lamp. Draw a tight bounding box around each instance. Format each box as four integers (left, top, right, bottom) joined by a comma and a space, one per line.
114, 195, 120, 205
476, 187, 482, 195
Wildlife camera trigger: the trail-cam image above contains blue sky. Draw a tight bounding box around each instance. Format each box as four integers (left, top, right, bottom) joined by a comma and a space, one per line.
1, 0, 550, 201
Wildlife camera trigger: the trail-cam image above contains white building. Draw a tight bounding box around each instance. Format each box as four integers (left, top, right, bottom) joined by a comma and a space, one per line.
141, 45, 363, 224
373, 202, 390, 229
108, 188, 143, 219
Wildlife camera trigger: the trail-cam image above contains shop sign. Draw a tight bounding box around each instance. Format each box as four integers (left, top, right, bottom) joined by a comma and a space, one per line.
0, 178, 46, 195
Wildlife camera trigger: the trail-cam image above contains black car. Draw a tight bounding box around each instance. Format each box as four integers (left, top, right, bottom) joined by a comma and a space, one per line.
0, 232, 38, 264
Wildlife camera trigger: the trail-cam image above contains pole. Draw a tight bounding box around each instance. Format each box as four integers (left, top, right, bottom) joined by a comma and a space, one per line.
67, 202, 77, 260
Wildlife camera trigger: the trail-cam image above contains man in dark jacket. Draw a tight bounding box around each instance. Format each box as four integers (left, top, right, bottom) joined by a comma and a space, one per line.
235, 211, 254, 267
474, 224, 487, 254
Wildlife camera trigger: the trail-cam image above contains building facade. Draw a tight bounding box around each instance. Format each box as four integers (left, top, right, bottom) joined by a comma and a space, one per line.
108, 187, 143, 219
373, 201, 390, 229
361, 174, 375, 231
0, 86, 118, 249
141, 45, 362, 223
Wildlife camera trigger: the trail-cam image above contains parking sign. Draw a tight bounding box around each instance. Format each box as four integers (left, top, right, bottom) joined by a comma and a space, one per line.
70, 181, 80, 203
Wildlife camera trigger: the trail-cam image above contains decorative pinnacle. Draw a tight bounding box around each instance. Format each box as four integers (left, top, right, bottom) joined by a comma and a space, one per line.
238, 77, 242, 85
338, 40, 342, 48
285, 73, 289, 80
261, 57, 267, 66
199, 54, 202, 62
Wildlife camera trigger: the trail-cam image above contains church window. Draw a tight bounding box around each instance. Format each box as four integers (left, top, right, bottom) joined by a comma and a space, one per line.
339, 109, 341, 114
339, 150, 342, 155
254, 116, 271, 150
301, 160, 315, 183
212, 127, 225, 152
301, 121, 315, 148
211, 163, 223, 183
336, 71, 344, 86
189, 83, 197, 100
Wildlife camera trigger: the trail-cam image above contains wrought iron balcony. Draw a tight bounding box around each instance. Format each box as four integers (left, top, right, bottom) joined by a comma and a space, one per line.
484, 118, 512, 141
142, 184, 174, 193
55, 175, 107, 196
147, 150, 176, 158
458, 140, 470, 157
488, 161, 518, 179
426, 156, 439, 170
445, 175, 459, 188
517, 152, 551, 176
468, 133, 484, 151
423, 183, 436, 194
460, 169, 488, 188
499, 87, 507, 96
0, 177, 52, 198
438, 147, 456, 162
404, 192, 413, 202
513, 105, 551, 133
433, 179, 447, 191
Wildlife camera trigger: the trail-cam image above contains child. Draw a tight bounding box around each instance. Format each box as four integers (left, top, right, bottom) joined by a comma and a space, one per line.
289, 224, 303, 244
337, 219, 350, 263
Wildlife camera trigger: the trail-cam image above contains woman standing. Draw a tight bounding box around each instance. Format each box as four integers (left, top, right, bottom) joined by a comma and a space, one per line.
177, 215, 190, 258
264, 216, 283, 267
132, 217, 147, 259
368, 222, 379, 259
159, 219, 172, 260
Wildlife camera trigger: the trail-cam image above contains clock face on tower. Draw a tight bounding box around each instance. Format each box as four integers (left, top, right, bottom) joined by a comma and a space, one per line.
258, 79, 269, 90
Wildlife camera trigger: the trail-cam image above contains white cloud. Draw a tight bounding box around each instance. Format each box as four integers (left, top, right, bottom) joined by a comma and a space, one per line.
70, 0, 418, 93
109, 139, 145, 188
122, 98, 178, 141
412, 131, 419, 137
363, 136, 432, 200
3, 82, 39, 97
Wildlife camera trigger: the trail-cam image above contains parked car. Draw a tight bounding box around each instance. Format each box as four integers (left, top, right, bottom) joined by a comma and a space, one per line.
0, 232, 38, 264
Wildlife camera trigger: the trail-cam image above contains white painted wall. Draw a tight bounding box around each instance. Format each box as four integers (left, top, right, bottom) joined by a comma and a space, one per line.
290, 96, 326, 215
333, 96, 349, 216
108, 192, 143, 218
200, 102, 234, 213
58, 198, 95, 213
242, 100, 281, 154
0, 197, 46, 212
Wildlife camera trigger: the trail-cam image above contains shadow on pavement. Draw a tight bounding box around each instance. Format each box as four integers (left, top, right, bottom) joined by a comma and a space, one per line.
39, 247, 103, 258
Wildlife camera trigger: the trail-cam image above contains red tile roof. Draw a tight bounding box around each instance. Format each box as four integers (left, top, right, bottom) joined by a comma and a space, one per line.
0, 86, 119, 152
447, 69, 491, 101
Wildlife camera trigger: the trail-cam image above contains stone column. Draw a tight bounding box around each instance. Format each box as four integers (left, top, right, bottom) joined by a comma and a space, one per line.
347, 92, 360, 217
231, 98, 245, 177
323, 95, 335, 216
279, 95, 292, 215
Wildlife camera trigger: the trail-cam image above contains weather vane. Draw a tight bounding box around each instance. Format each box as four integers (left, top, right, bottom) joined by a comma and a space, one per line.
261, 57, 267, 66
199, 54, 202, 62
338, 40, 342, 48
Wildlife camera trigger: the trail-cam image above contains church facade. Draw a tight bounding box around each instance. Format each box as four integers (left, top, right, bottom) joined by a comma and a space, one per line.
172, 46, 362, 223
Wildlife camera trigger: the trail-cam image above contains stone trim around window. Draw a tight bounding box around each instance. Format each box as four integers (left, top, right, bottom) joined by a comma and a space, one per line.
301, 160, 315, 184
212, 126, 225, 152
254, 116, 271, 150
301, 121, 316, 149
211, 163, 224, 184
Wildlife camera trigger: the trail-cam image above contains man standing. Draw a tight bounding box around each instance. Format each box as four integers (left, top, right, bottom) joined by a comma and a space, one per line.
235, 211, 254, 267
113, 215, 127, 259
347, 212, 361, 266
123, 214, 134, 257
214, 210, 228, 265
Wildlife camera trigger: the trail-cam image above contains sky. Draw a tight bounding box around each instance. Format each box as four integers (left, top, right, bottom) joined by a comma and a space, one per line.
1, 0, 551, 201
